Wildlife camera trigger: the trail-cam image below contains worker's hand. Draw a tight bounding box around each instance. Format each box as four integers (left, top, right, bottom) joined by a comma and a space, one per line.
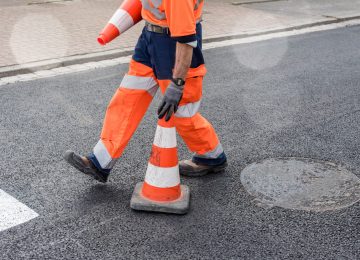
158, 82, 184, 121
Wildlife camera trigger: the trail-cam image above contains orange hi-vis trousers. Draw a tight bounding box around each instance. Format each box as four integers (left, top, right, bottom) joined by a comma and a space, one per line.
91, 25, 224, 170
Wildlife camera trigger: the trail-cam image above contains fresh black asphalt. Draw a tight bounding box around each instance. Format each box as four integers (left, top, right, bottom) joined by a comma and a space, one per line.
0, 25, 359, 259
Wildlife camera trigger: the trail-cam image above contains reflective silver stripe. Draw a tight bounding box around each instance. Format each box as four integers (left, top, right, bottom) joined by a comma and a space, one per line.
120, 75, 158, 96
93, 140, 117, 169
142, 0, 202, 21
151, 0, 162, 8
144, 19, 168, 28
141, 0, 166, 20
120, 75, 157, 90
195, 143, 224, 159
175, 100, 201, 118
148, 85, 158, 97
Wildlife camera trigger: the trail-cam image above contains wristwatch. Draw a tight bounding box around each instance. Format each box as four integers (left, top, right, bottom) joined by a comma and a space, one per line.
172, 78, 186, 86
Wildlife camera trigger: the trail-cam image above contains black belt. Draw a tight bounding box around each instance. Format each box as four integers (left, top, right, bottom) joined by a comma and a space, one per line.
145, 22, 170, 34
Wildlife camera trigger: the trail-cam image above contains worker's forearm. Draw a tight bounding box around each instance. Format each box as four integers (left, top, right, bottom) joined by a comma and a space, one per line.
173, 42, 193, 79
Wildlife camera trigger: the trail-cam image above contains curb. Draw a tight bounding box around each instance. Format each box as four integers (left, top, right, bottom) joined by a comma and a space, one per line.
1, 15, 360, 78
0, 48, 134, 78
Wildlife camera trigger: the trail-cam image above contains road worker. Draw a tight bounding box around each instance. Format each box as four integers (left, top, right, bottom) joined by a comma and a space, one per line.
64, 0, 228, 182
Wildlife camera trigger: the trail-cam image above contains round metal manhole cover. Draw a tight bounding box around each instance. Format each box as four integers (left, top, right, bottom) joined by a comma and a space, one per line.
240, 158, 360, 211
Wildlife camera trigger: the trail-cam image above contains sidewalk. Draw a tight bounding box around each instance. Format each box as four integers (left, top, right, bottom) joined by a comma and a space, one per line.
1, 0, 360, 76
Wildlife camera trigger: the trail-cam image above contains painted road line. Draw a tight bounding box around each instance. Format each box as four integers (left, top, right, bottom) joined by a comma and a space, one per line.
203, 19, 360, 50
0, 19, 359, 87
0, 189, 39, 232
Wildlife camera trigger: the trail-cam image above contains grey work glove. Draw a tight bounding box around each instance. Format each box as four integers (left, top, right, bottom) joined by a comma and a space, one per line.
158, 81, 184, 121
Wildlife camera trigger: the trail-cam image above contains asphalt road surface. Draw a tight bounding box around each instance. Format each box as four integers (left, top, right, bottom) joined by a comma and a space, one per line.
1, 26, 359, 259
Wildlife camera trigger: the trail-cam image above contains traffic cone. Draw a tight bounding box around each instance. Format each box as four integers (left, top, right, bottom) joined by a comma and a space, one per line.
130, 117, 190, 214
97, 0, 142, 45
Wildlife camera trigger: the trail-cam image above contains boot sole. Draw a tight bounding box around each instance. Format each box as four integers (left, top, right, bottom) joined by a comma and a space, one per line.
64, 151, 107, 183
180, 161, 228, 177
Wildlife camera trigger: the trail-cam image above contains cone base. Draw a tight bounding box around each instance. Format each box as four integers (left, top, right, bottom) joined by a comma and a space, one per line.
130, 182, 190, 215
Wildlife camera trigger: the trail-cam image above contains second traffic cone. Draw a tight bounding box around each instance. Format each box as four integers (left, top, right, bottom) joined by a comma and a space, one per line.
97, 0, 142, 45
130, 117, 190, 214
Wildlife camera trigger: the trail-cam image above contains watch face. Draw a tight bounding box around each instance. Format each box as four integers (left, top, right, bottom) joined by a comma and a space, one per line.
173, 78, 185, 86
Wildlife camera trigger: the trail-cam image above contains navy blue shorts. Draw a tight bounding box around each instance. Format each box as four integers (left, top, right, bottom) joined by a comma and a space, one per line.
132, 23, 205, 80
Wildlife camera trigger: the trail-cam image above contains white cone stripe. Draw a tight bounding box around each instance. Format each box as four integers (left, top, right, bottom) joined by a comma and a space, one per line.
109, 9, 134, 34
175, 100, 201, 118
0, 189, 38, 232
144, 163, 180, 188
93, 140, 116, 169
153, 125, 177, 148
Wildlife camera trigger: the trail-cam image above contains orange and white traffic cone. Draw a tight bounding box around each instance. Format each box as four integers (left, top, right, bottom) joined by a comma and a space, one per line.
97, 0, 142, 45
130, 117, 190, 214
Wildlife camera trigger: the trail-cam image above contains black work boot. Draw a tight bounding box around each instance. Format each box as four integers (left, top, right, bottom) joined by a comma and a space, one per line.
179, 152, 228, 177
63, 150, 109, 183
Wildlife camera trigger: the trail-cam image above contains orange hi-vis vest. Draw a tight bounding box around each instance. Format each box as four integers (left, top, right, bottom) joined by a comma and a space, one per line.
141, 0, 204, 38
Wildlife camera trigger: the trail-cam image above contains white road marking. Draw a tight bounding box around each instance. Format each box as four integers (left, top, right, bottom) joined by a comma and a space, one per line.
202, 19, 360, 50
0, 189, 39, 232
0, 19, 359, 86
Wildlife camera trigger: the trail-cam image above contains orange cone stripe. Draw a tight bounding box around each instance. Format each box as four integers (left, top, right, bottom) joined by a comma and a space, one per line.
142, 182, 181, 202
141, 115, 182, 202
97, 23, 120, 45
120, 0, 142, 23
157, 117, 175, 128
98, 0, 142, 45
149, 145, 178, 168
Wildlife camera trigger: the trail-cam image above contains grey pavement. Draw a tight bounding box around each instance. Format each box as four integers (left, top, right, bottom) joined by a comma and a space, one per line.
0, 25, 359, 259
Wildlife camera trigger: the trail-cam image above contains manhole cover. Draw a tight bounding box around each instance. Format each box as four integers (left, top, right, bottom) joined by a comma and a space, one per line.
240, 158, 360, 211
